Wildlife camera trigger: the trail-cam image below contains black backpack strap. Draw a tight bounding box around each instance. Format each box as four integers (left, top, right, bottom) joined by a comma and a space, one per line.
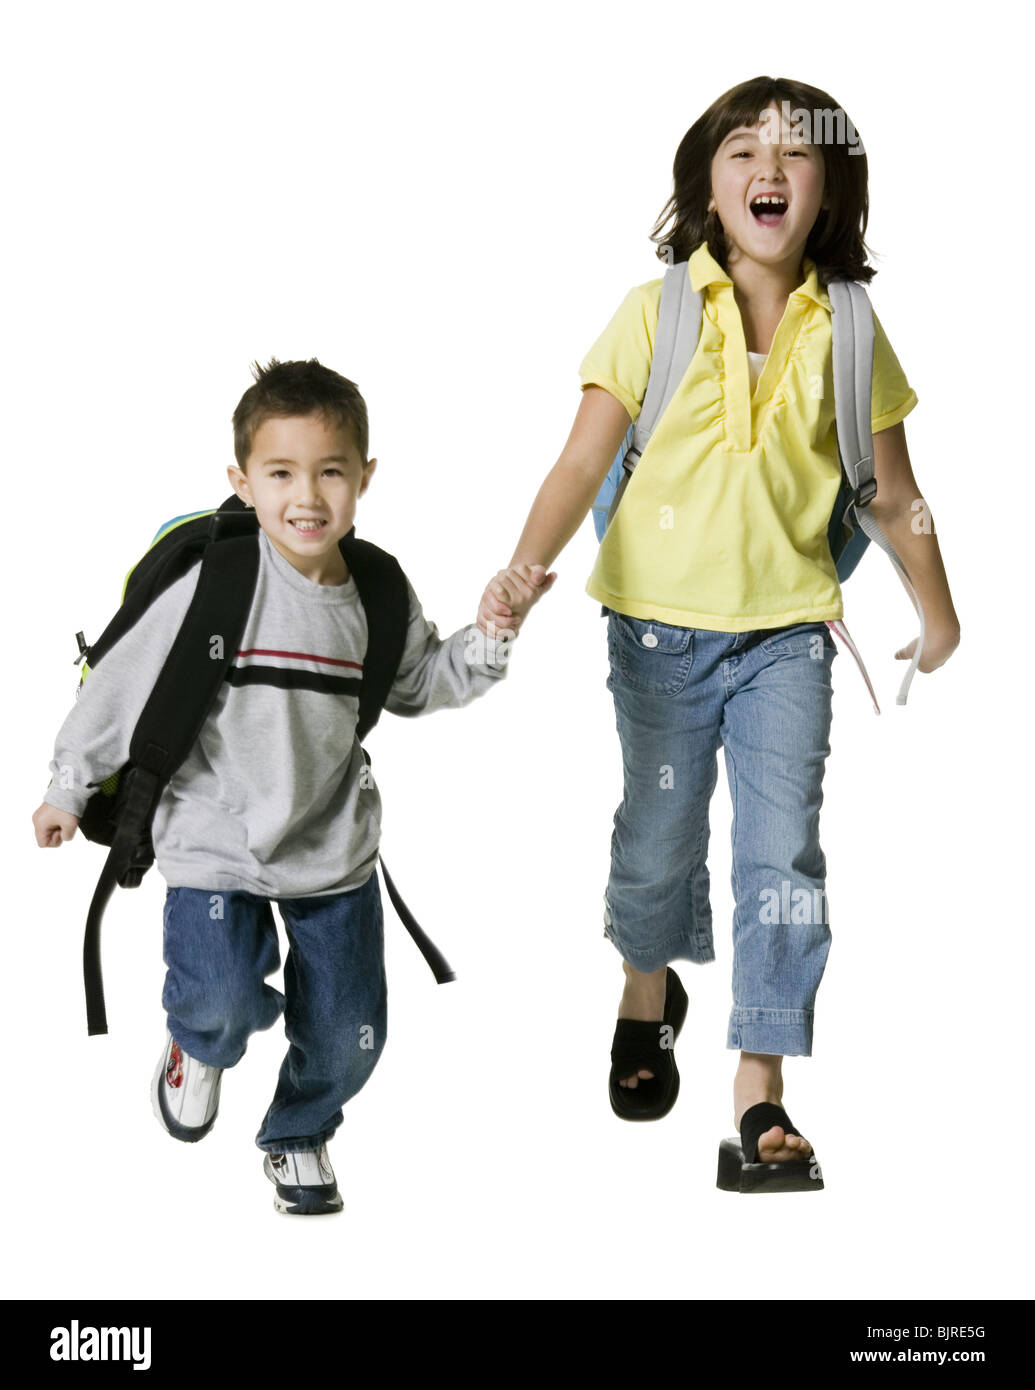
83, 499, 255, 674
84, 525, 261, 1034
357, 746, 456, 985
127, 528, 260, 775
85, 527, 214, 671
378, 855, 456, 984
342, 537, 456, 984
339, 532, 410, 741
83, 765, 159, 1034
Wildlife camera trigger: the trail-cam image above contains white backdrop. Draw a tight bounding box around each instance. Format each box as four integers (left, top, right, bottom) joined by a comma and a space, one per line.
4, 0, 1029, 1302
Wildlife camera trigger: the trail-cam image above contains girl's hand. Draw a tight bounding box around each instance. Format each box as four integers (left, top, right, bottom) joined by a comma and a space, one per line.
895, 624, 961, 674
477, 564, 557, 637
33, 802, 79, 848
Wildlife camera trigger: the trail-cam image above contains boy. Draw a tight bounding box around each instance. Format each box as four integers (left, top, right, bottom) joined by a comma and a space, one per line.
33, 358, 553, 1215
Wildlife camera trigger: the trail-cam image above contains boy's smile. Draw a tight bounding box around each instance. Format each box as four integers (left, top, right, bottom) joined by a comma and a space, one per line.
228, 412, 376, 585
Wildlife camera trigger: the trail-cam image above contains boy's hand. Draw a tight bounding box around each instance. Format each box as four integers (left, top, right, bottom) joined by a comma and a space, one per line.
477, 564, 557, 637
33, 802, 79, 848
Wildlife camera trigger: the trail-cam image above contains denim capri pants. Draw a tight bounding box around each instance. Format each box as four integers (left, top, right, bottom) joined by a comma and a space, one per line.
603, 609, 838, 1057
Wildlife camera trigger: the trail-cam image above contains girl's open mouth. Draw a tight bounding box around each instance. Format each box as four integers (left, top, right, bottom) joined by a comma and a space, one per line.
750, 195, 788, 226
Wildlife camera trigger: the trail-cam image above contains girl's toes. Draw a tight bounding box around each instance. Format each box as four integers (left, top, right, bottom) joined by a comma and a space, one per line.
757, 1128, 812, 1161
618, 1069, 654, 1089
757, 1125, 783, 1157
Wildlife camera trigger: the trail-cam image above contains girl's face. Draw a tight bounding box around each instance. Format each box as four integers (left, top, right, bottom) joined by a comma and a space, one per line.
708, 102, 826, 278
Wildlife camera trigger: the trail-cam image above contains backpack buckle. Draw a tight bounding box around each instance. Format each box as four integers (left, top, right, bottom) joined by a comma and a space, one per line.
849, 478, 877, 508
118, 839, 155, 889
209, 508, 259, 541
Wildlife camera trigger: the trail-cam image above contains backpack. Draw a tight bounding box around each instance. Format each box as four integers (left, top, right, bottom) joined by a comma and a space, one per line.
590, 261, 927, 709
73, 492, 452, 1037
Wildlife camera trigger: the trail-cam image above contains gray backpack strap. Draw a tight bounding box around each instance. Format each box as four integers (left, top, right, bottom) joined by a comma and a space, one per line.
828, 280, 926, 706
604, 262, 702, 530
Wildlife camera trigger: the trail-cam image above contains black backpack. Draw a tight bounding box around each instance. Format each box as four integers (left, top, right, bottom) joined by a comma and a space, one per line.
74, 493, 452, 1036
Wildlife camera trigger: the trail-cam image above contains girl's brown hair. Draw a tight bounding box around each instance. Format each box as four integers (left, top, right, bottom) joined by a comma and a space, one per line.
651, 75, 874, 286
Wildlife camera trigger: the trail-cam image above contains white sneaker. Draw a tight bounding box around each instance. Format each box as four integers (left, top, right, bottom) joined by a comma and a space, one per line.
263, 1144, 343, 1215
151, 1031, 222, 1142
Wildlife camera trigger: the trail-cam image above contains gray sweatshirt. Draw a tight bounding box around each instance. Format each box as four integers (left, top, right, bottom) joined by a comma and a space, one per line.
44, 528, 509, 897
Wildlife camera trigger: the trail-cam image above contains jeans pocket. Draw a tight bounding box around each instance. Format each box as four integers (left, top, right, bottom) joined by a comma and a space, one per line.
760, 622, 835, 662
607, 610, 694, 696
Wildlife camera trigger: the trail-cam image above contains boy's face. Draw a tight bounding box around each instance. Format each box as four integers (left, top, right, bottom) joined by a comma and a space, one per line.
228, 412, 376, 585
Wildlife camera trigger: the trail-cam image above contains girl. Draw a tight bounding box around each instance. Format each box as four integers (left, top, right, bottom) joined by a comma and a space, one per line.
479, 76, 960, 1192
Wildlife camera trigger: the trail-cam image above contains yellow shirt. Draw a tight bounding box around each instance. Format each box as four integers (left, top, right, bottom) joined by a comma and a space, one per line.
580, 241, 918, 630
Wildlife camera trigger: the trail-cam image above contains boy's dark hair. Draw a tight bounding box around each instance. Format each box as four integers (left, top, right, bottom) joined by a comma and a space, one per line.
233, 358, 370, 467
650, 75, 874, 286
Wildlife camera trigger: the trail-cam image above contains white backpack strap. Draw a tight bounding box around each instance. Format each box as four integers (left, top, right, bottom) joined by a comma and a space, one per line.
632, 262, 703, 456
828, 280, 926, 706
604, 262, 702, 530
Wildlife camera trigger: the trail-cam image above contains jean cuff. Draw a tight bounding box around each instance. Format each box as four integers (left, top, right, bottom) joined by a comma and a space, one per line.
605, 925, 715, 972
256, 1124, 338, 1155
727, 1007, 814, 1056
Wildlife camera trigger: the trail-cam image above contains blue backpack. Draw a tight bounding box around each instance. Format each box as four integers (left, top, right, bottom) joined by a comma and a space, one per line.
590, 262, 925, 703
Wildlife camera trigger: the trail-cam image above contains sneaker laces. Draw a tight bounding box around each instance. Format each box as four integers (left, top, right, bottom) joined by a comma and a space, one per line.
192, 1062, 210, 1096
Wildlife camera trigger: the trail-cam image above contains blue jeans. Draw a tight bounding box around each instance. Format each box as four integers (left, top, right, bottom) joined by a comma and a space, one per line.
604, 610, 838, 1057
161, 871, 386, 1152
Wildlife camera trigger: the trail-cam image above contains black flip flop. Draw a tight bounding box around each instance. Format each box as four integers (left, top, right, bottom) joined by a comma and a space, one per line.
716, 1101, 824, 1193
608, 968, 689, 1121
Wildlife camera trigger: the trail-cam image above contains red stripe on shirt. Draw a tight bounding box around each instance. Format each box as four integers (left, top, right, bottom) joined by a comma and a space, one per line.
237, 648, 363, 671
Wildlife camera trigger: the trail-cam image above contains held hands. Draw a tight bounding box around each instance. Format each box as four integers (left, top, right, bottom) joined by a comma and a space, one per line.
477, 563, 557, 638
33, 802, 79, 848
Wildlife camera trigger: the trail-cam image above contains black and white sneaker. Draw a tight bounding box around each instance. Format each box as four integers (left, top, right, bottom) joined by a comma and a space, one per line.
151, 1031, 223, 1142
263, 1145, 344, 1215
